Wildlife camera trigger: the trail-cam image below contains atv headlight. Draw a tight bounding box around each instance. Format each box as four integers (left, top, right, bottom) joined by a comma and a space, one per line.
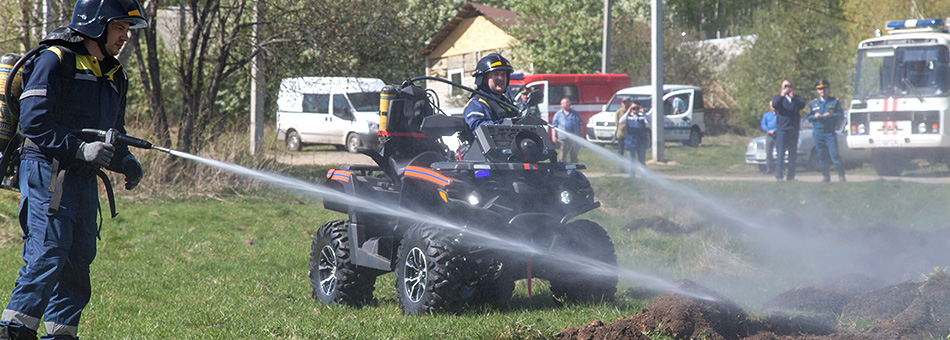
559, 190, 572, 205
467, 192, 482, 206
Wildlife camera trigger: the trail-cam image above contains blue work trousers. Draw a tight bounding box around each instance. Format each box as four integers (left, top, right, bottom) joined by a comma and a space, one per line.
813, 130, 841, 170
774, 129, 799, 180
4, 159, 98, 338
625, 147, 647, 177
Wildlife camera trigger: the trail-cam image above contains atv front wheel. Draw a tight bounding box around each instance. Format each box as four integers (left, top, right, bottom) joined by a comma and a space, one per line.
395, 223, 466, 315
309, 219, 377, 306
544, 219, 618, 303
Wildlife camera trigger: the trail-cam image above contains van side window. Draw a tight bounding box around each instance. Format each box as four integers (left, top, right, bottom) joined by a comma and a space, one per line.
303, 93, 329, 113
333, 94, 353, 120
549, 85, 579, 105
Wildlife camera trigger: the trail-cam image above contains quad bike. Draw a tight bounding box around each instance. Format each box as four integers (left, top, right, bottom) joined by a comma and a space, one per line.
309, 77, 618, 315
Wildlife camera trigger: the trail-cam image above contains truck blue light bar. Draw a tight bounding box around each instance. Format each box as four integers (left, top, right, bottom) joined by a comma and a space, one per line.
886, 19, 945, 30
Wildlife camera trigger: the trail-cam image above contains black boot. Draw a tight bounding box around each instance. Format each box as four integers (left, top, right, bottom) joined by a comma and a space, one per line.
0, 322, 37, 340
837, 166, 846, 182
821, 167, 831, 182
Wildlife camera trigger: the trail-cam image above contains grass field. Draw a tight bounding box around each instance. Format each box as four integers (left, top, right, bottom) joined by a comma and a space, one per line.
0, 135, 947, 339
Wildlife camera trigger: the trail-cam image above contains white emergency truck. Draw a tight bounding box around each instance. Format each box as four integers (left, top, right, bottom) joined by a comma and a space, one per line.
848, 19, 950, 176
276, 77, 385, 152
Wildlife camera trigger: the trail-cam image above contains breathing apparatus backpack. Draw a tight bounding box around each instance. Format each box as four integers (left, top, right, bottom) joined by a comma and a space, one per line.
0, 44, 77, 192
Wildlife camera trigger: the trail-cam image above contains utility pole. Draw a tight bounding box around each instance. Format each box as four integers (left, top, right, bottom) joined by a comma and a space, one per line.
651, 0, 665, 162
249, 2, 265, 155
601, 0, 611, 74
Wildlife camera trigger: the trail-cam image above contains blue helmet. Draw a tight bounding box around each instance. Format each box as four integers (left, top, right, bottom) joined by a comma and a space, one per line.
68, 0, 148, 39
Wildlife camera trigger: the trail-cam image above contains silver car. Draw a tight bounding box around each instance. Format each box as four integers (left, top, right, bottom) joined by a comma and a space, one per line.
745, 118, 870, 173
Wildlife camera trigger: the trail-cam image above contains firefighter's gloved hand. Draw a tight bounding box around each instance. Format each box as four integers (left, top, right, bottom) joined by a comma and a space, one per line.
122, 156, 143, 190
76, 141, 115, 167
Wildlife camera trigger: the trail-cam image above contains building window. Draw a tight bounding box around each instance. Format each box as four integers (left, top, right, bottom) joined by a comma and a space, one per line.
449, 68, 464, 97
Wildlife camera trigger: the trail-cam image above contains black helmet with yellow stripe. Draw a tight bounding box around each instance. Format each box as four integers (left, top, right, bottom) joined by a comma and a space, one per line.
68, 0, 148, 39
472, 53, 513, 88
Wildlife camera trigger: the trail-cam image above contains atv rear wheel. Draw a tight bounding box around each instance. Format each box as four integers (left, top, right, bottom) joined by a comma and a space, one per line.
544, 219, 618, 303
309, 219, 377, 306
395, 223, 466, 315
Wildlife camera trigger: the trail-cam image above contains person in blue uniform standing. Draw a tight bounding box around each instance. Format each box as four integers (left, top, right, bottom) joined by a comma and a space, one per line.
463, 53, 517, 141
771, 79, 806, 181
760, 101, 777, 174
551, 97, 583, 163
807, 79, 846, 182
622, 102, 651, 177
0, 1, 147, 339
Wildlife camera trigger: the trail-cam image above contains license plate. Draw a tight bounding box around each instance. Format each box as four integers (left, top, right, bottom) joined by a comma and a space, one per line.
881, 140, 899, 147
595, 128, 614, 138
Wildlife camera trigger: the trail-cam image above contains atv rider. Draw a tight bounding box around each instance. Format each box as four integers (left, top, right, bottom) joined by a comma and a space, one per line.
0, 0, 147, 339
462, 53, 518, 141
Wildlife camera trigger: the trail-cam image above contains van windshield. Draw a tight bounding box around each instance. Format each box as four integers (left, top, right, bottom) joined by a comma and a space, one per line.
605, 94, 652, 112
348, 92, 381, 112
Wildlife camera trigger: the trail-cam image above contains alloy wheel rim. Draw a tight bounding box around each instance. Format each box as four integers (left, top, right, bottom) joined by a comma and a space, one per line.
318, 245, 337, 295
403, 247, 428, 303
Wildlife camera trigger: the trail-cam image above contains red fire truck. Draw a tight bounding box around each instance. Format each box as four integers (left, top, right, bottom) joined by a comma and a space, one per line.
505, 73, 631, 136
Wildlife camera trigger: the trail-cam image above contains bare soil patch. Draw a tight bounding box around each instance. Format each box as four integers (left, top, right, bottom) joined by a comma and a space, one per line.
557, 273, 950, 340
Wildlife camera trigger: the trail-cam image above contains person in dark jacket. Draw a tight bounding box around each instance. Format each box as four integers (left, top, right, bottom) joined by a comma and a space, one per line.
463, 53, 517, 136
771, 79, 806, 181
0, 1, 147, 339
622, 102, 650, 177
807, 79, 846, 182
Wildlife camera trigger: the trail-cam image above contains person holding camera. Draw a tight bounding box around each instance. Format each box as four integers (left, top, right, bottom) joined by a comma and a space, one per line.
622, 102, 651, 177
771, 79, 806, 181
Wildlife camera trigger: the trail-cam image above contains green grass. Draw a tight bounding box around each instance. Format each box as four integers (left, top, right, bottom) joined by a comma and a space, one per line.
0, 134, 946, 338
0, 194, 650, 339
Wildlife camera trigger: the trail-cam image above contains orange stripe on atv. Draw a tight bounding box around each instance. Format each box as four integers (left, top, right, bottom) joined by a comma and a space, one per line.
404, 166, 452, 186
326, 169, 352, 183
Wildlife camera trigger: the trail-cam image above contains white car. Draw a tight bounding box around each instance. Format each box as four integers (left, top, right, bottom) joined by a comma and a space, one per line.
586, 85, 705, 147
744, 118, 871, 172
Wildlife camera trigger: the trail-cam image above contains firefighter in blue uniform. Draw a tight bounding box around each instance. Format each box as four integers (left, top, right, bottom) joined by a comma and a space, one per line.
807, 79, 846, 182
463, 53, 518, 141
1, 0, 147, 339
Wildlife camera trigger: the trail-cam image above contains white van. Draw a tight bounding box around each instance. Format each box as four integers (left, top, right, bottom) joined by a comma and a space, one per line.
585, 85, 705, 147
276, 77, 385, 152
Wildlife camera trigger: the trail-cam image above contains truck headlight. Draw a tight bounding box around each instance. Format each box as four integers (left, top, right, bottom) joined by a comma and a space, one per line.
918, 122, 928, 134
368, 121, 379, 132
857, 123, 866, 135
747, 140, 756, 152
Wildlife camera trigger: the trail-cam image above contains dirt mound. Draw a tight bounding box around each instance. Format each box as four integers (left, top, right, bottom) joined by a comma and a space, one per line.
557, 274, 950, 340
763, 285, 853, 315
